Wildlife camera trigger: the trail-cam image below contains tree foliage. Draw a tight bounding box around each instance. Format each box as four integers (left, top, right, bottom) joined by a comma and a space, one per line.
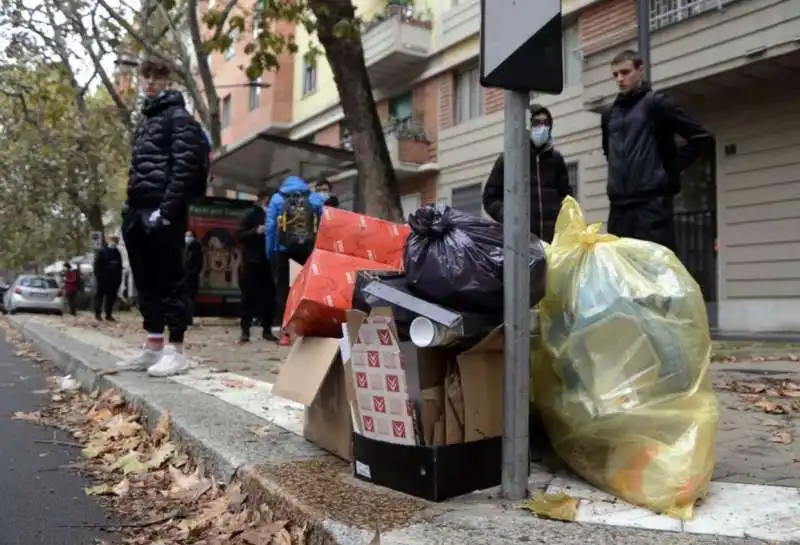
0, 2, 131, 270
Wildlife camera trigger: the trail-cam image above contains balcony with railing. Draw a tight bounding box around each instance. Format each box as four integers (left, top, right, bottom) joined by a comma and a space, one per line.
580, 0, 800, 111
339, 116, 435, 178
361, 3, 433, 90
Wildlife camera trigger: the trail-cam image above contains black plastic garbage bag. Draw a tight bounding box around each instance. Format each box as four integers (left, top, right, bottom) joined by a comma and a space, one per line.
403, 204, 547, 314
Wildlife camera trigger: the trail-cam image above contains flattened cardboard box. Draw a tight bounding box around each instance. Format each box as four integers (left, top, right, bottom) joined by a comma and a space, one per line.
273, 337, 355, 461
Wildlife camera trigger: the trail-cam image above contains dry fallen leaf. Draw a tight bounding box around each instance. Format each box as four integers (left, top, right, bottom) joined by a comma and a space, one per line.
241, 520, 288, 544
222, 379, 255, 389
248, 425, 270, 438
111, 451, 148, 475
755, 400, 789, 415
525, 492, 579, 522
104, 415, 142, 439
112, 477, 131, 497
153, 411, 171, 441
84, 483, 115, 496
12, 411, 42, 423
769, 431, 792, 444
148, 442, 176, 469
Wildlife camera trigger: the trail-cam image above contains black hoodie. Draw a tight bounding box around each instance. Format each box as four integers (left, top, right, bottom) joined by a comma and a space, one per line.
482, 104, 573, 243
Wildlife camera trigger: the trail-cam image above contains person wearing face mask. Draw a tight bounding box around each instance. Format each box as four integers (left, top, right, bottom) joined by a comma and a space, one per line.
183, 230, 203, 326
314, 179, 339, 208
93, 236, 123, 321
482, 104, 573, 243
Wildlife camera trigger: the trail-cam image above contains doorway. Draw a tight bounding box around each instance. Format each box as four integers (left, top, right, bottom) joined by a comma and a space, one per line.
673, 146, 718, 327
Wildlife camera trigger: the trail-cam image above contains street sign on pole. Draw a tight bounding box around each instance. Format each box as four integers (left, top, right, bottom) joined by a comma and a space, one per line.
479, 0, 563, 501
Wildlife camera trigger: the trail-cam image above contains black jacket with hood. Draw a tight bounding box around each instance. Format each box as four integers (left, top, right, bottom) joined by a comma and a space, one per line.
127, 91, 209, 223
601, 82, 714, 205
482, 104, 573, 243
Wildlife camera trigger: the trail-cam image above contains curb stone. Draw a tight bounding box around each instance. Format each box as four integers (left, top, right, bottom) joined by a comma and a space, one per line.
7, 316, 375, 545
7, 316, 786, 545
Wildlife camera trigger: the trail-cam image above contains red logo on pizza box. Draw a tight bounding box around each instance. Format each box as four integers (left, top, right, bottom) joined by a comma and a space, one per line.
385, 375, 400, 392
391, 421, 407, 438
373, 396, 386, 413
355, 371, 368, 389
377, 328, 393, 346
363, 415, 375, 433
366, 350, 380, 368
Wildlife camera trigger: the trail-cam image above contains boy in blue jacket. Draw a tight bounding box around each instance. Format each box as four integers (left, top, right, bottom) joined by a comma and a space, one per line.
266, 175, 325, 343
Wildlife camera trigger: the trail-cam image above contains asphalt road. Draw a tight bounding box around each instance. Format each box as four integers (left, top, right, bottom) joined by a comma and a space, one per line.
0, 332, 114, 545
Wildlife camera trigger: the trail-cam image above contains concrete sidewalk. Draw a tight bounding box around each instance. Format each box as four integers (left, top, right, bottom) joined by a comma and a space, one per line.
6, 314, 800, 545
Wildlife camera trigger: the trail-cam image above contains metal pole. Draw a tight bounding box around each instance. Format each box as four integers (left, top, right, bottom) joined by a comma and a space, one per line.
501, 90, 531, 500
636, 0, 652, 81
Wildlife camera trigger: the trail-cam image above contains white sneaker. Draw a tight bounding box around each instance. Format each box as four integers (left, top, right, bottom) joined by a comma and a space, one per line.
147, 345, 190, 377
116, 348, 162, 371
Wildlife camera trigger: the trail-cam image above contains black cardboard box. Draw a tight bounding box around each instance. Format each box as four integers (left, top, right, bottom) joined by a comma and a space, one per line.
352, 433, 502, 501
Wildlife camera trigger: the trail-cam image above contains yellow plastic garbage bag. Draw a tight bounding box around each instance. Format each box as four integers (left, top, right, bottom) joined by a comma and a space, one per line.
533, 197, 719, 520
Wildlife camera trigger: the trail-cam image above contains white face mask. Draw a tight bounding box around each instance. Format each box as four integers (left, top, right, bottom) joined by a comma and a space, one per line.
185, 236, 193, 245
531, 125, 551, 147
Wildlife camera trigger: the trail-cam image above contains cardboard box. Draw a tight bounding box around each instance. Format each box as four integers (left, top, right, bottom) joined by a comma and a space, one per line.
273, 336, 355, 461
282, 250, 399, 338
315, 207, 410, 269
346, 309, 508, 501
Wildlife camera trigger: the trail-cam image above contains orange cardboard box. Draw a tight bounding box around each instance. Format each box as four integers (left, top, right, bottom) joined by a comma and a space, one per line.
282, 249, 399, 337
315, 207, 411, 269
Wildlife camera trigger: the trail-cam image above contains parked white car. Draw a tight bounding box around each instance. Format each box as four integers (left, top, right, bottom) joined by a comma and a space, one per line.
3, 275, 64, 315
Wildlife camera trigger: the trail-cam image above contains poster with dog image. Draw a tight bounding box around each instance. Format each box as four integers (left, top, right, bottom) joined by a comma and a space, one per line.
187, 198, 252, 307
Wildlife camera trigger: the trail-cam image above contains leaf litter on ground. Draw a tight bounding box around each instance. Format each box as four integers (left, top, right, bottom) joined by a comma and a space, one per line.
18, 384, 312, 544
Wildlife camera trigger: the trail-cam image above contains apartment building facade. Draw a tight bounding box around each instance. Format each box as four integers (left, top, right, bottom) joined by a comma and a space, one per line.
209, 0, 800, 332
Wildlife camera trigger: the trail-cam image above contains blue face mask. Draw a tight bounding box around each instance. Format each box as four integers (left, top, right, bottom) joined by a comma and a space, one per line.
531, 125, 551, 147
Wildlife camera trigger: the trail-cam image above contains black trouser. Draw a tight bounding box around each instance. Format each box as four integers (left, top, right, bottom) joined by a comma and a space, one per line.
607, 196, 676, 251
271, 245, 313, 329
238, 261, 274, 333
65, 293, 77, 316
123, 209, 188, 344
94, 280, 120, 319
185, 276, 199, 324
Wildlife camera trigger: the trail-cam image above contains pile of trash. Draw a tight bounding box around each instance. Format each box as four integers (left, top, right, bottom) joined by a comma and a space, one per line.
273, 198, 718, 516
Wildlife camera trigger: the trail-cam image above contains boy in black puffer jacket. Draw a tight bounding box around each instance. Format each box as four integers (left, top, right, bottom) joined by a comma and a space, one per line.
118, 58, 210, 377
482, 104, 573, 243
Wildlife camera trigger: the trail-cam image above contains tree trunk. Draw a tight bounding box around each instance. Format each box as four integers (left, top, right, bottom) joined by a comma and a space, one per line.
308, 0, 403, 222
86, 202, 105, 233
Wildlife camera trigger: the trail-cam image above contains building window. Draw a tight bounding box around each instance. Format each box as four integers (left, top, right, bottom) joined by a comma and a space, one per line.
225, 30, 238, 61
566, 161, 579, 197
389, 91, 413, 122
302, 59, 317, 96
563, 25, 581, 88
221, 95, 231, 128
451, 183, 483, 217
248, 79, 261, 111
454, 65, 483, 124
401, 193, 421, 220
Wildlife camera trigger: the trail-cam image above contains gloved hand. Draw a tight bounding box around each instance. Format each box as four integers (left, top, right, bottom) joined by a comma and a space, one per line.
147, 209, 171, 228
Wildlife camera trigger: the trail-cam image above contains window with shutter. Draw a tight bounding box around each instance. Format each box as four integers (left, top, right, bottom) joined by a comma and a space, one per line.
451, 183, 483, 217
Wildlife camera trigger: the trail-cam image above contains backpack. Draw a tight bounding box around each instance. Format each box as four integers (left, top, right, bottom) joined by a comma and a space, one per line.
277, 191, 318, 250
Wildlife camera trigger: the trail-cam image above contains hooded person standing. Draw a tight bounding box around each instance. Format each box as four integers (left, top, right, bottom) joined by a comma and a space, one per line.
482, 104, 573, 243
93, 235, 123, 321
265, 175, 324, 345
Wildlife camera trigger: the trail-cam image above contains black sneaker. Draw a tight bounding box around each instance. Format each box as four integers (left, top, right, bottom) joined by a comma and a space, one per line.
105, 316, 116, 322
95, 315, 103, 321
262, 330, 278, 342
239, 332, 250, 343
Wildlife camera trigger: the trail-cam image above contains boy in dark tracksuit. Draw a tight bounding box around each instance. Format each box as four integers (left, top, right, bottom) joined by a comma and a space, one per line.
482, 104, 573, 243
117, 58, 209, 377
